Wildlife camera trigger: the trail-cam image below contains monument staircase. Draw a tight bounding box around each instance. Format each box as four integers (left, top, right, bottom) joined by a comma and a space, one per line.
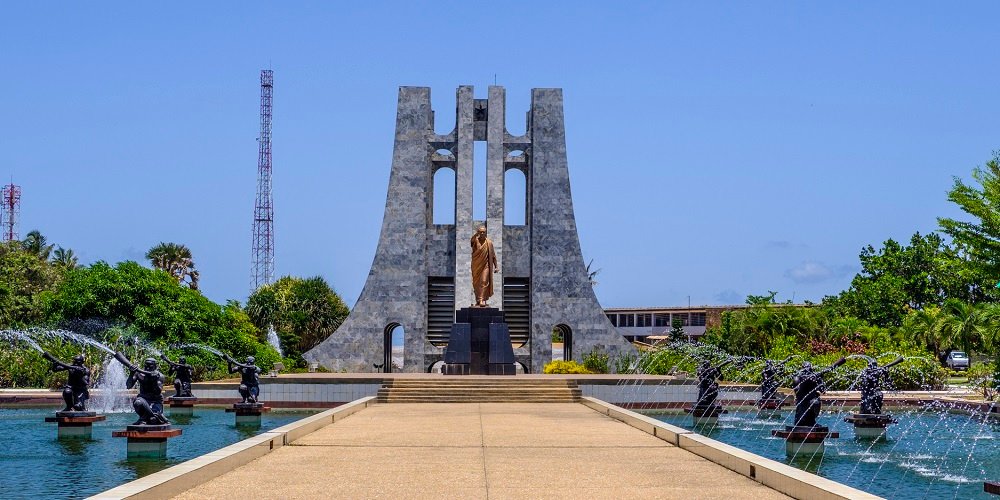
376, 378, 581, 403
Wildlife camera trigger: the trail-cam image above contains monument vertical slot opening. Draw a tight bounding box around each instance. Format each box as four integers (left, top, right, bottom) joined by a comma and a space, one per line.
553, 324, 573, 362
504, 168, 526, 225
473, 141, 486, 221
432, 167, 456, 225
431, 90, 457, 136
383, 324, 404, 373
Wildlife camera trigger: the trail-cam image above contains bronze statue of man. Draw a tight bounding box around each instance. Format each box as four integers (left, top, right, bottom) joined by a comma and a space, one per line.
470, 226, 498, 307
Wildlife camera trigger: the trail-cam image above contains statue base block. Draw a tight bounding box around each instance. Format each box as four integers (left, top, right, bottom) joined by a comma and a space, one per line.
985, 481, 1000, 495
772, 425, 839, 456
45, 411, 106, 438
684, 404, 727, 426
844, 413, 896, 438
167, 397, 197, 414
112, 424, 182, 458
757, 398, 785, 410
226, 403, 269, 426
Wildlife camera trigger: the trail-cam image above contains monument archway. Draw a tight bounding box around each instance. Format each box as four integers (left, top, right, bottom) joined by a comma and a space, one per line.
383, 323, 404, 373
554, 324, 573, 362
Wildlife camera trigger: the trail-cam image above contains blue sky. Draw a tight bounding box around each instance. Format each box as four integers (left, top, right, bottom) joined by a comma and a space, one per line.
2, 2, 998, 308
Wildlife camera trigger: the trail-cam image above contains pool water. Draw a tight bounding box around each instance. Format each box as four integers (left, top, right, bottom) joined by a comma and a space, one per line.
651, 409, 1000, 499
0, 407, 315, 499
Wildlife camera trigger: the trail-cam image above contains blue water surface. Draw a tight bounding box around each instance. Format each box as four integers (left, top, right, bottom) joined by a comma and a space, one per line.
0, 407, 315, 499
651, 409, 1000, 499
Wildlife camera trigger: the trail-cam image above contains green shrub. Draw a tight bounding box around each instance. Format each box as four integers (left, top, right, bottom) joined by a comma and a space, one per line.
582, 348, 610, 374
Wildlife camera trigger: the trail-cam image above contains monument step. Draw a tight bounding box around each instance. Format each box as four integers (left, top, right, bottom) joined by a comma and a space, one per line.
377, 397, 580, 403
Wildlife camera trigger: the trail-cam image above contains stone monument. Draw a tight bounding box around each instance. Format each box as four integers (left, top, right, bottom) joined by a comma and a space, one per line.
304, 86, 635, 373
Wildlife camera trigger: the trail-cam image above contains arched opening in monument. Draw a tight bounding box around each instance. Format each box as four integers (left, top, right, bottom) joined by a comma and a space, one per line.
383, 323, 404, 372
504, 168, 526, 225
552, 324, 573, 362
432, 167, 456, 225
427, 360, 445, 373
431, 91, 457, 136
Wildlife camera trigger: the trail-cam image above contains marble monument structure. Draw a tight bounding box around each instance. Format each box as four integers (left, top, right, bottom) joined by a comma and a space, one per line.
304, 86, 635, 373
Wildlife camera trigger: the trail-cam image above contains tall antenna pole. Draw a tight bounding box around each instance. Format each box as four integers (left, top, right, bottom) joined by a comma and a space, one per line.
1, 183, 21, 242
251, 69, 274, 292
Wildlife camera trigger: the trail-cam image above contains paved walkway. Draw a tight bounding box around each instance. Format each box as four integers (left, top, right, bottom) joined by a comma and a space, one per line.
175, 403, 788, 499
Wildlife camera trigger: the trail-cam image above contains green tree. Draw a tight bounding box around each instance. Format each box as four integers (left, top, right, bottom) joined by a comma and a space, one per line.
669, 317, 686, 342
833, 232, 984, 327
51, 247, 78, 270
145, 242, 199, 290
939, 151, 1000, 284
901, 305, 949, 358
42, 261, 275, 367
941, 299, 983, 355
245, 276, 350, 365
22, 230, 54, 260
0, 241, 62, 327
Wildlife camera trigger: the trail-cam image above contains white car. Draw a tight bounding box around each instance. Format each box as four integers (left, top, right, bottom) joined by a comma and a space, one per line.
945, 351, 970, 371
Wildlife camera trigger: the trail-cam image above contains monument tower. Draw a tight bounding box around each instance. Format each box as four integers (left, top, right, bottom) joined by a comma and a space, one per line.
305, 86, 634, 373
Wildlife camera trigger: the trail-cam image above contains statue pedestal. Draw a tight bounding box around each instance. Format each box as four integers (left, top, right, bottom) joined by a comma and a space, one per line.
844, 413, 896, 439
167, 396, 198, 415
443, 308, 515, 376
772, 425, 839, 455
112, 424, 182, 458
985, 481, 1000, 495
756, 397, 786, 417
45, 411, 106, 438
684, 403, 727, 425
226, 402, 269, 426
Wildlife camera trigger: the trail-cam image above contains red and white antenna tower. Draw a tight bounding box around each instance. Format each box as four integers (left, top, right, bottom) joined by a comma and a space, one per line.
1, 183, 21, 242
251, 69, 274, 291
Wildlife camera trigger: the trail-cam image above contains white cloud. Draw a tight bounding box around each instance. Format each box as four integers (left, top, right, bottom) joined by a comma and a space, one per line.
784, 261, 854, 284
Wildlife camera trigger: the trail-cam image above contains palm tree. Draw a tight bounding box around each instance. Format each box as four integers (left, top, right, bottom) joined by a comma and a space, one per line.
22, 230, 54, 260
902, 305, 949, 358
51, 246, 79, 270
942, 299, 983, 356
146, 242, 199, 290
585, 259, 601, 287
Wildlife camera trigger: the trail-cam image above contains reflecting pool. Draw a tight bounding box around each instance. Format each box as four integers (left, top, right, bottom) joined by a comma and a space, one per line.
651, 409, 1000, 499
0, 407, 315, 499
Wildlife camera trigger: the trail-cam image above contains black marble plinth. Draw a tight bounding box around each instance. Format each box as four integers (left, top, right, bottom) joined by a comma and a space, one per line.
443, 308, 515, 375
684, 403, 728, 418
843, 413, 897, 427
125, 423, 172, 433
772, 425, 840, 441
54, 410, 98, 418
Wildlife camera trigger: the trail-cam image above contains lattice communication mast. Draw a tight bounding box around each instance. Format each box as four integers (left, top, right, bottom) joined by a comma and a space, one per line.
251, 69, 274, 291
1, 183, 21, 242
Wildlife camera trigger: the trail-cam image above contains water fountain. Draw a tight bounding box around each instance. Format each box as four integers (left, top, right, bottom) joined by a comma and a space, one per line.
684, 358, 733, 425
40, 351, 107, 437
266, 325, 283, 357
223, 353, 268, 426
771, 357, 846, 455
111, 353, 181, 457
843, 356, 903, 438
160, 353, 197, 414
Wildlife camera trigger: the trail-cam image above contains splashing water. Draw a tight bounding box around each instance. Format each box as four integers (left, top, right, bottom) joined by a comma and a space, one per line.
91, 358, 133, 413
266, 325, 283, 357
0, 329, 44, 353
178, 343, 228, 359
